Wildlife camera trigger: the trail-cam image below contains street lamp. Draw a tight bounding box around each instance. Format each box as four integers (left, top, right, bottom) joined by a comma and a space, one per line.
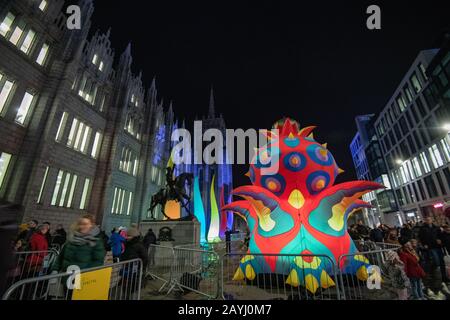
443, 123, 450, 132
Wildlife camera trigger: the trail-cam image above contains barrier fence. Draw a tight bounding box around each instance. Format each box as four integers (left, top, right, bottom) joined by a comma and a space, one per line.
3, 258, 143, 300
6, 249, 59, 290
5, 242, 402, 300
222, 253, 339, 300
147, 244, 220, 299
354, 240, 401, 252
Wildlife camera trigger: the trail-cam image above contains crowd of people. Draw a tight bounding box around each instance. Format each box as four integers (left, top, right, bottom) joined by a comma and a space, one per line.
8, 214, 160, 296
349, 216, 450, 300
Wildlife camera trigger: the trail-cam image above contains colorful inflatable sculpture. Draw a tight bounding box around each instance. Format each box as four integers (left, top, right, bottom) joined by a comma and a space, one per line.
222, 118, 384, 293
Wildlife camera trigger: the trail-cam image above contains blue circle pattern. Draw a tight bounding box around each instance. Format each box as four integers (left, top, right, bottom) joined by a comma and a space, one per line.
283, 152, 307, 172
306, 144, 334, 166
306, 171, 330, 195
261, 174, 286, 196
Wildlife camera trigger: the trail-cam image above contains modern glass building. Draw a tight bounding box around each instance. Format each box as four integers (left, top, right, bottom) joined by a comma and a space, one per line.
373, 46, 450, 226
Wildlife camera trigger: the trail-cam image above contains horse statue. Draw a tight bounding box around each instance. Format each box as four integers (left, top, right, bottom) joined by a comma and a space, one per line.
148, 167, 194, 220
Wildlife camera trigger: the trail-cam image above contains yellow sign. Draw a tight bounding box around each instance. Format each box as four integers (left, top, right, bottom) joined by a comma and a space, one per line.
71, 267, 112, 300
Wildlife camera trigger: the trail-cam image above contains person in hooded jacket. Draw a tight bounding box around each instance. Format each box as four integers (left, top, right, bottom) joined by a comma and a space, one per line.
109, 228, 126, 262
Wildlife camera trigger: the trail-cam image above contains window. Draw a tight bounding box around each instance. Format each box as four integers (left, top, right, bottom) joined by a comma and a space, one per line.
440, 139, 450, 162
412, 157, 422, 177
0, 12, 15, 37
127, 192, 133, 216
410, 73, 422, 93
0, 78, 14, 114
39, 0, 48, 11
55, 112, 68, 142
420, 152, 431, 173
396, 94, 407, 112
435, 172, 446, 195
77, 74, 97, 105
99, 95, 106, 112
429, 145, 444, 168
50, 170, 78, 207
91, 132, 102, 158
92, 54, 98, 65
419, 63, 428, 81
51, 170, 63, 206
9, 22, 24, 45
404, 84, 413, 103
66, 175, 77, 208
58, 172, 71, 207
67, 118, 92, 154
424, 175, 439, 198
99, 61, 104, 72
415, 97, 427, 117
36, 43, 49, 65
111, 187, 133, 215
119, 147, 137, 175
79, 178, 91, 210
15, 91, 35, 125
19, 29, 36, 54
0, 152, 12, 189
37, 166, 49, 204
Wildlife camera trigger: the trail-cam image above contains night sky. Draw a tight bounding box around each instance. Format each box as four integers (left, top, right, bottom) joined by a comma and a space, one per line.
90, 0, 449, 187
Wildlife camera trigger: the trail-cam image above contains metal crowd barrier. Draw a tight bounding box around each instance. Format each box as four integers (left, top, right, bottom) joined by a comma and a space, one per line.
6, 249, 59, 290
2, 258, 143, 300
337, 248, 399, 300
354, 240, 401, 252
147, 244, 220, 299
222, 253, 339, 300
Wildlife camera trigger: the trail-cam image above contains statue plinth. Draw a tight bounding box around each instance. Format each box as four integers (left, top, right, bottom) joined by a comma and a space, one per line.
140, 219, 200, 246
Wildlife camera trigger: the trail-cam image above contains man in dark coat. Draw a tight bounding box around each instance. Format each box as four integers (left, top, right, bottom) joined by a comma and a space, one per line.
419, 216, 448, 282
143, 228, 157, 250
370, 224, 385, 243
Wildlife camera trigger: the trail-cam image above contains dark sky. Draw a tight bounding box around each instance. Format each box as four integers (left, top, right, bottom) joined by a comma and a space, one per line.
90, 0, 449, 187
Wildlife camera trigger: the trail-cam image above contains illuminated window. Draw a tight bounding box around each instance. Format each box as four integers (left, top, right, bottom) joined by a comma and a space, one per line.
79, 178, 91, 210
440, 139, 450, 162
66, 175, 77, 208
133, 159, 138, 176
410, 73, 422, 93
15, 91, 35, 125
9, 23, 24, 45
37, 166, 49, 204
20, 29, 36, 54
67, 118, 92, 154
51, 170, 63, 206
55, 112, 68, 142
92, 54, 98, 65
39, 0, 48, 11
59, 172, 71, 207
429, 145, 444, 168
36, 43, 49, 65
127, 192, 133, 216
420, 152, 431, 173
0, 12, 15, 37
0, 152, 12, 189
99, 95, 106, 112
412, 157, 422, 177
99, 61, 104, 72
0, 78, 14, 114
91, 132, 102, 158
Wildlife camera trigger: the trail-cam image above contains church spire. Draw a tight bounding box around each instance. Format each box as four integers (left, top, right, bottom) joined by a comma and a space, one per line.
208, 86, 215, 118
